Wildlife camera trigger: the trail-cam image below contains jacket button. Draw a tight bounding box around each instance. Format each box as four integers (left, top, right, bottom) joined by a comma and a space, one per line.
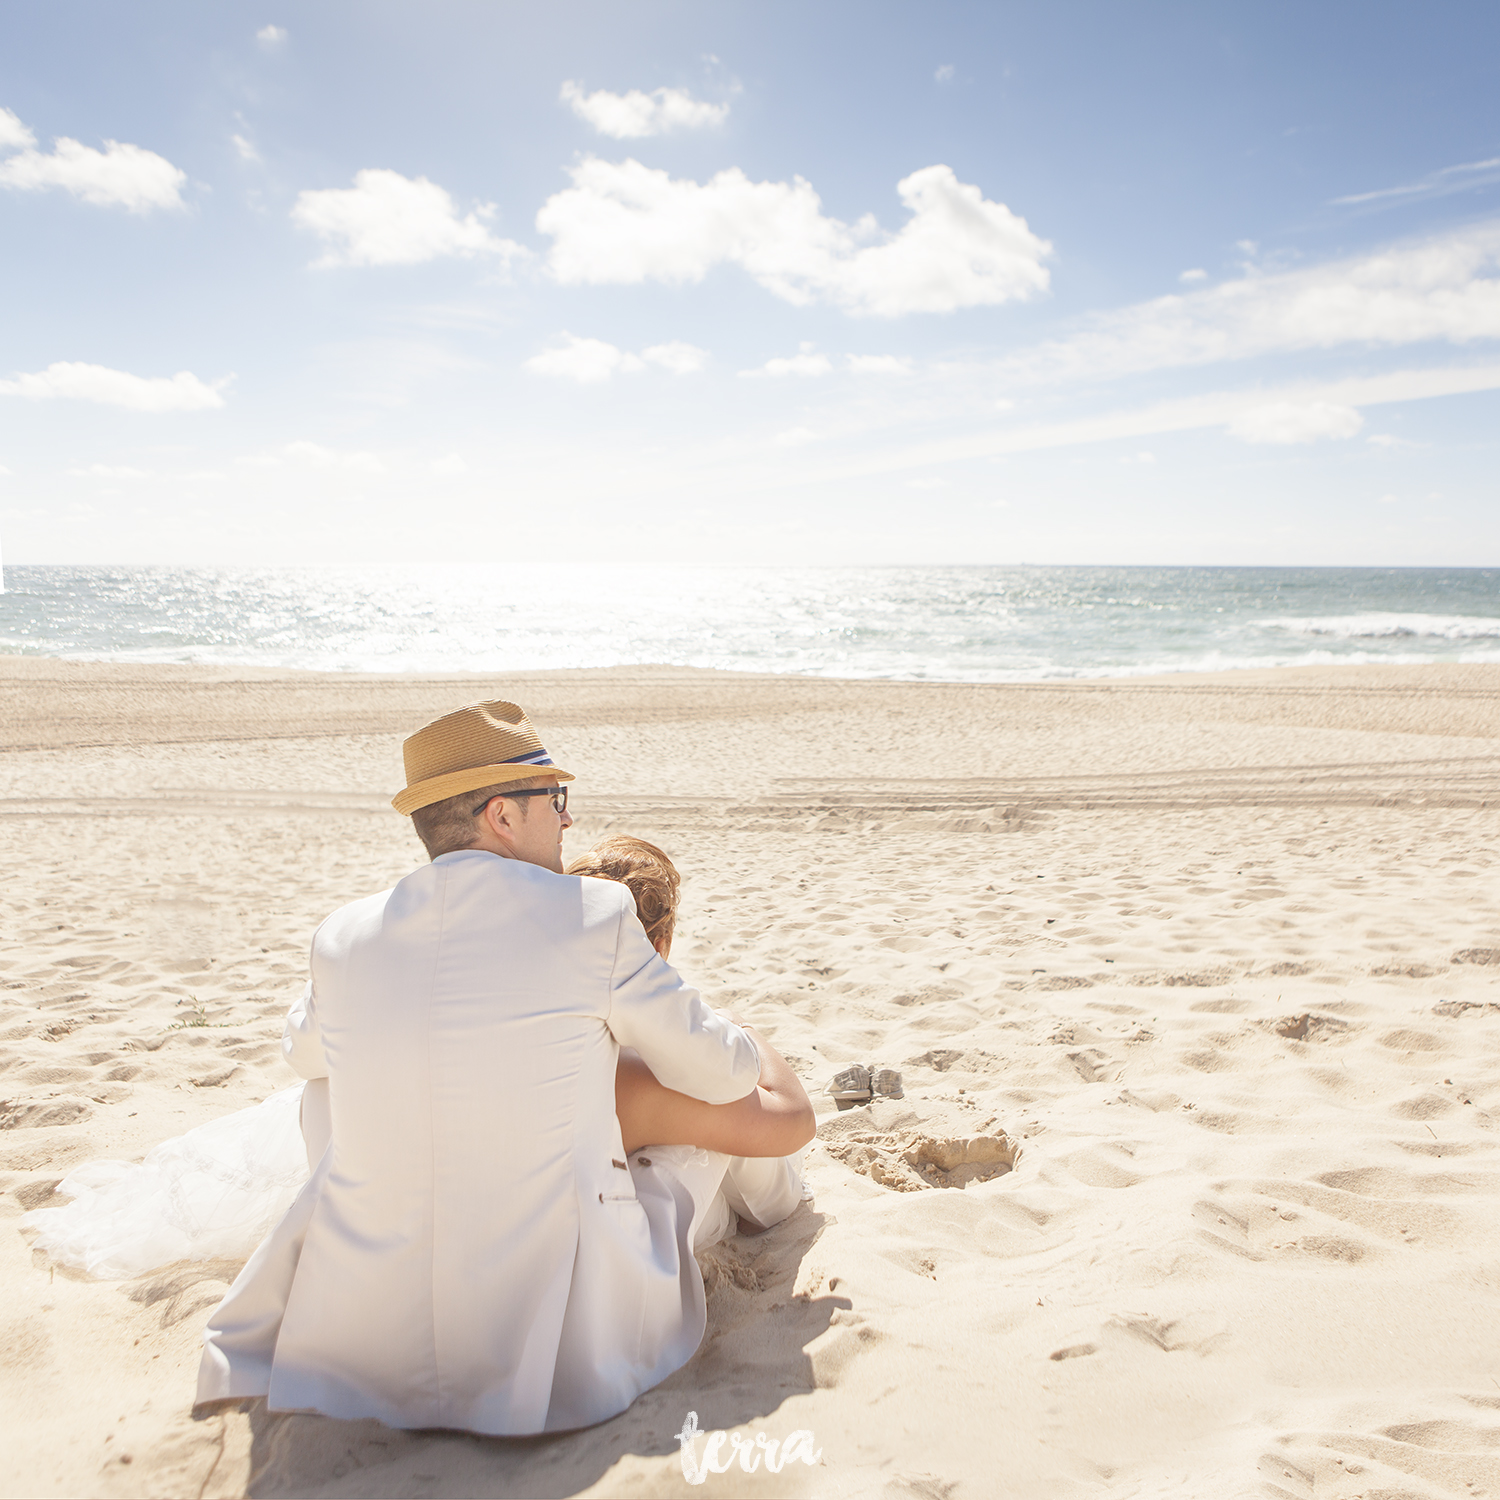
598, 1192, 604, 1203
637, 1156, 651, 1167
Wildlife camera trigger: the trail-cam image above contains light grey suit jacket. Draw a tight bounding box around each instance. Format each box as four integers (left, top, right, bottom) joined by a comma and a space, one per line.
196, 849, 760, 1433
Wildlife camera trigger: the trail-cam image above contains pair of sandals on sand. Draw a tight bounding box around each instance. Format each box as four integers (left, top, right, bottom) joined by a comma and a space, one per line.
825, 1064, 904, 1110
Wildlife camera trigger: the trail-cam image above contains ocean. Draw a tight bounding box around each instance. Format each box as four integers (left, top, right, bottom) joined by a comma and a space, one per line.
1, 565, 1497, 682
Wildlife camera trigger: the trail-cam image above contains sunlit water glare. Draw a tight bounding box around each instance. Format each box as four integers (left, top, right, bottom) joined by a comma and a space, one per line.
1, 565, 1497, 681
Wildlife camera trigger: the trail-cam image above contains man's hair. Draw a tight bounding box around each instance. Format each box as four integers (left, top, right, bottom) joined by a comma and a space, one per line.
566, 836, 680, 957
410, 775, 553, 860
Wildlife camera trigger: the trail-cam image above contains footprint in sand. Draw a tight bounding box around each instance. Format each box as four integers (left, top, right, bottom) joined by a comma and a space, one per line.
0, 1097, 93, 1130
1264, 1400, 1500, 1497
1453, 947, 1500, 965
1291, 1233, 1370, 1264
1204, 1162, 1500, 1263
1378, 1027, 1447, 1053
1065, 1048, 1114, 1083
1104, 1311, 1229, 1356
1264, 1013, 1351, 1043
1049, 1311, 1228, 1364
1062, 1145, 1146, 1190
906, 1047, 998, 1075
1192, 1198, 1261, 1259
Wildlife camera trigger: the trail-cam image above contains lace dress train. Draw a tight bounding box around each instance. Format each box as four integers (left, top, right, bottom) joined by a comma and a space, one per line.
21, 1085, 311, 1280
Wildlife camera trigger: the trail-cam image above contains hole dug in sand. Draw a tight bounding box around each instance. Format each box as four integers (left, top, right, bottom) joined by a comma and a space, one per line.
821, 1116, 1019, 1192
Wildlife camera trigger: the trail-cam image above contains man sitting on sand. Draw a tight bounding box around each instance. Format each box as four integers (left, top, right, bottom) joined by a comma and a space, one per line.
196, 699, 813, 1434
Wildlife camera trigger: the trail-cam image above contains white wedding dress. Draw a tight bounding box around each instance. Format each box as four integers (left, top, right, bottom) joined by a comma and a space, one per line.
22, 1086, 312, 1280
22, 1081, 803, 1282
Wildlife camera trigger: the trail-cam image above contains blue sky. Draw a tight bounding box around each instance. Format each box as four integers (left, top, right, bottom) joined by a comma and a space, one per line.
1, 0, 1498, 567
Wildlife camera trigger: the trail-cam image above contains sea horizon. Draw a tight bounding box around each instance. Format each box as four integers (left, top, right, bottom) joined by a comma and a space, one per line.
1, 562, 1496, 684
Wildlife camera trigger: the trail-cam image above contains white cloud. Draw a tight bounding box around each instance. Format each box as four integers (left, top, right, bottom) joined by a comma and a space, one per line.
282, 441, 383, 473
794, 363, 1500, 485
0, 110, 186, 212
909, 476, 947, 489
993, 220, 1500, 387
934, 64, 955, 83
1179, 267, 1207, 283
744, 342, 832, 377
430, 453, 468, 476
234, 443, 382, 473
232, 133, 261, 164
67, 463, 150, 479
0, 464, 11, 477
0, 362, 224, 412
1119, 451, 1157, 464
525, 333, 644, 384
525, 334, 709, 382
537, 158, 1051, 317
257, 25, 287, 44
1378, 492, 1399, 504
0, 107, 35, 151
1227, 401, 1363, 445
847, 353, 912, 375
642, 341, 709, 375
773, 426, 816, 447
292, 169, 523, 268
559, 81, 728, 138
1332, 155, 1500, 208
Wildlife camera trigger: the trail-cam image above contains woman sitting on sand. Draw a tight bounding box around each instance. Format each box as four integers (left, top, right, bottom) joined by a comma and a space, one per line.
24, 836, 813, 1277
575, 837, 813, 1184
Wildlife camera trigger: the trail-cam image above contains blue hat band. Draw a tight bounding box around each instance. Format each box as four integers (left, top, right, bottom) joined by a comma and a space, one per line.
504, 749, 556, 767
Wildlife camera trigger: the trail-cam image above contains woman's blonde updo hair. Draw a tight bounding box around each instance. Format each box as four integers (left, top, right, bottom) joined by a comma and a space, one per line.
565, 836, 681, 958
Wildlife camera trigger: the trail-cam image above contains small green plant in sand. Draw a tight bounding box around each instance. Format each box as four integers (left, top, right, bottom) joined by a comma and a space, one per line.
169, 996, 233, 1030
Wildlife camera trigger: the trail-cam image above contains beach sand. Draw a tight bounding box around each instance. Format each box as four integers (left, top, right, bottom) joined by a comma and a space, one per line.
2, 658, 1499, 1499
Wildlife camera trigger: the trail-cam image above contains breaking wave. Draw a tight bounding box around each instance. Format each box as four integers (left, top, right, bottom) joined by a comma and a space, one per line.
1262, 613, 1500, 642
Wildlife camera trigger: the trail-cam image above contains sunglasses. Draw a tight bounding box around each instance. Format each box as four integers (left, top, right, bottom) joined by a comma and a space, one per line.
472, 786, 569, 817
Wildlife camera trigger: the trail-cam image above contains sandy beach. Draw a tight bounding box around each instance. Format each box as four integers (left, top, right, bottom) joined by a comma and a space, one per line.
2, 657, 1499, 1499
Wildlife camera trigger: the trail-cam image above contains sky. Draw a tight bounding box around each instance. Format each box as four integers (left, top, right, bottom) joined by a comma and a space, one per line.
1, 0, 1498, 568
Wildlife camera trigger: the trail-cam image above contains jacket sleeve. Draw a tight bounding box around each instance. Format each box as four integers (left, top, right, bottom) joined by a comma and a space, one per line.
604, 890, 760, 1105
281, 979, 329, 1081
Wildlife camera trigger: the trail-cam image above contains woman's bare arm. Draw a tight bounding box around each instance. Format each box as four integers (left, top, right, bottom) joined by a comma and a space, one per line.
615, 1023, 816, 1157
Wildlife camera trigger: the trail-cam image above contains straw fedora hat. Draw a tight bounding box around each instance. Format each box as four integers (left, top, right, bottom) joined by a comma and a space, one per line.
391, 699, 574, 815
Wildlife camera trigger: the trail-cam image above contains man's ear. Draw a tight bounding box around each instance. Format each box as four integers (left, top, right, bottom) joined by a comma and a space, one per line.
481, 797, 517, 847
